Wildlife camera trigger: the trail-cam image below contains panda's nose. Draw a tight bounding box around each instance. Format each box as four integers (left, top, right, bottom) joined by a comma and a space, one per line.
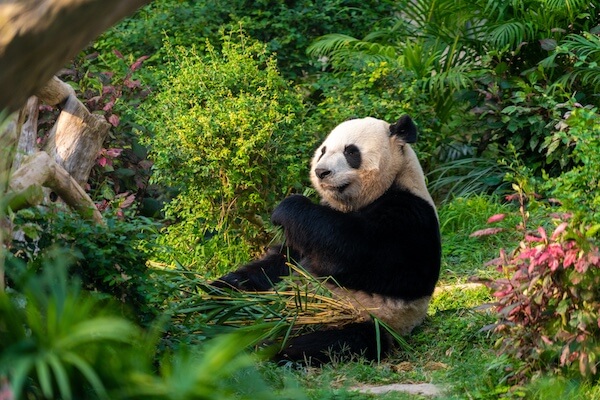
315, 168, 331, 180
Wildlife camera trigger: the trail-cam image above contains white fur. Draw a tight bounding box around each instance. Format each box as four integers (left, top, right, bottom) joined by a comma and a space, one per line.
311, 117, 434, 212
327, 283, 431, 334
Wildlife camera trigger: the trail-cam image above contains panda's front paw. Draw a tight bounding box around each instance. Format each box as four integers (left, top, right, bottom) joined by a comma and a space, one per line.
211, 272, 245, 291
271, 194, 311, 226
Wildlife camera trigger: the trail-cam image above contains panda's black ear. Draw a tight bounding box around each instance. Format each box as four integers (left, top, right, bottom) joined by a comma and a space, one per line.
389, 115, 417, 143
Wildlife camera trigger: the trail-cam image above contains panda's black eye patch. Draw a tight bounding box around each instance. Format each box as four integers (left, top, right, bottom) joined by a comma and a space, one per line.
344, 144, 361, 169
317, 146, 327, 161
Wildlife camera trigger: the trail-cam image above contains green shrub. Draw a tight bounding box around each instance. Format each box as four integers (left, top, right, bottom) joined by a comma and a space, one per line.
0, 251, 142, 400
544, 104, 600, 223
0, 253, 305, 400
140, 31, 316, 273
93, 0, 397, 79
310, 60, 443, 169
11, 207, 158, 322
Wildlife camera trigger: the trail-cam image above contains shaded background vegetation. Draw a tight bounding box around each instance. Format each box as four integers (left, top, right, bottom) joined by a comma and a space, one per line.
2, 0, 600, 398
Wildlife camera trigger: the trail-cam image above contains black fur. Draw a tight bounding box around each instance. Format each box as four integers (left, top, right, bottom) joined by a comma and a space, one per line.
343, 144, 361, 169
212, 246, 297, 291
276, 321, 392, 365
270, 187, 440, 301
390, 115, 418, 143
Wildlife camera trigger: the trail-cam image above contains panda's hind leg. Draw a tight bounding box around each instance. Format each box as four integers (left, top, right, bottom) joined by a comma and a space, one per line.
276, 321, 392, 366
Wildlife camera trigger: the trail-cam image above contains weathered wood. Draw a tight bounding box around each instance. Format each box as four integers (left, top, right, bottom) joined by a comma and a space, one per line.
10, 152, 103, 224
12, 96, 39, 171
0, 0, 151, 112
44, 93, 110, 186
35, 76, 76, 106
0, 111, 19, 195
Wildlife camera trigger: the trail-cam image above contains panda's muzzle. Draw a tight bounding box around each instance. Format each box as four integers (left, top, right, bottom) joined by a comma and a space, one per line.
315, 168, 331, 180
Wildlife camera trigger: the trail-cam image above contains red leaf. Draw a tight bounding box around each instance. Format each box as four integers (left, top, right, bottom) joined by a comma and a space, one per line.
487, 213, 506, 224
538, 226, 548, 241
130, 55, 149, 71
551, 222, 569, 240
103, 100, 115, 112
105, 148, 123, 158
108, 114, 120, 127
124, 79, 141, 89
113, 49, 124, 59
525, 234, 543, 243
98, 157, 108, 167
470, 227, 504, 237
121, 194, 136, 209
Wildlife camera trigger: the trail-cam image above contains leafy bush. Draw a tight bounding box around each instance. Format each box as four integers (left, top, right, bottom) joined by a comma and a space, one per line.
485, 220, 600, 382
140, 31, 316, 272
309, 60, 445, 170
11, 207, 158, 322
61, 50, 157, 216
93, 0, 397, 79
0, 253, 306, 400
544, 104, 600, 223
307, 0, 600, 179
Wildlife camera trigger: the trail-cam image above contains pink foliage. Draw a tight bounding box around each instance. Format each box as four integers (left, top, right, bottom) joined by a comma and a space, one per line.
483, 219, 600, 381
487, 213, 506, 223
470, 227, 504, 237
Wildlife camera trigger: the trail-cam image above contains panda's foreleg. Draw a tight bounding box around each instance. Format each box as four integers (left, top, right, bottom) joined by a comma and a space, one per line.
276, 321, 392, 366
211, 246, 299, 291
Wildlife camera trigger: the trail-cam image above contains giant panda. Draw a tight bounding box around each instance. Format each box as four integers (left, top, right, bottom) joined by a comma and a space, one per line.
214, 115, 441, 364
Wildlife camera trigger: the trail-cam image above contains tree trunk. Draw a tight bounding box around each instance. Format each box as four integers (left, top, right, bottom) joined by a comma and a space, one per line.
0, 0, 152, 113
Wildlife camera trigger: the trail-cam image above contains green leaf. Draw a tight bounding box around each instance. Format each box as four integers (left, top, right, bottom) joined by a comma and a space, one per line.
585, 224, 600, 238
47, 353, 72, 400
35, 358, 53, 399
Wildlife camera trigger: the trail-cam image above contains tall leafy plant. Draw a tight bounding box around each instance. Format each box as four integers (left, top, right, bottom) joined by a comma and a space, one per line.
0, 251, 141, 400
140, 31, 316, 272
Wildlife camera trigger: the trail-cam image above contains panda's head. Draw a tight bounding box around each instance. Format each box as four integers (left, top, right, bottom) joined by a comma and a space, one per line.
311, 115, 433, 212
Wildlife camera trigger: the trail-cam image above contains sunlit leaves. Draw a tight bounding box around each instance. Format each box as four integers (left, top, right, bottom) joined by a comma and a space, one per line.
141, 31, 315, 269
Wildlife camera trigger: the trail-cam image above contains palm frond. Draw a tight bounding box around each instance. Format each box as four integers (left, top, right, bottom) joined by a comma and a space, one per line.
306, 33, 360, 58
544, 0, 594, 20
563, 32, 600, 60
307, 33, 398, 69
428, 157, 510, 203
488, 21, 534, 49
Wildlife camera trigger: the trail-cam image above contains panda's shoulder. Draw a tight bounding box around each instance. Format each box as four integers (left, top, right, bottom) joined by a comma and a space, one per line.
357, 186, 437, 231
374, 185, 435, 212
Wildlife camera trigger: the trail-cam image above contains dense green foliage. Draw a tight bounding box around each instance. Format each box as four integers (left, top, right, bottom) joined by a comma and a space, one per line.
3, 0, 600, 398
11, 207, 157, 322
139, 32, 316, 272
0, 257, 301, 399
92, 0, 397, 79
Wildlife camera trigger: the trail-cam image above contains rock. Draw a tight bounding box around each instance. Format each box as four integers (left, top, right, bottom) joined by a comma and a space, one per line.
353, 383, 444, 397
